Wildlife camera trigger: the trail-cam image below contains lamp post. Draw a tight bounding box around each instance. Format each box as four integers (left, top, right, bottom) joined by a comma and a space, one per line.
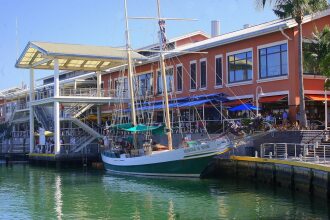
256, 86, 264, 117
325, 78, 329, 130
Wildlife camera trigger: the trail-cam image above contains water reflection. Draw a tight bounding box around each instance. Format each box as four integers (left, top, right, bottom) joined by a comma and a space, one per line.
0, 164, 329, 219
54, 175, 63, 220
168, 199, 175, 220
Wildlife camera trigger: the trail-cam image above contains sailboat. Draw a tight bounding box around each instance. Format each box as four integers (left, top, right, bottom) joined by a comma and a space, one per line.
101, 0, 261, 177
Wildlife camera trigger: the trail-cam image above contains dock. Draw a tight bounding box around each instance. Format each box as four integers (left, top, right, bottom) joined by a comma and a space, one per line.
211, 141, 330, 199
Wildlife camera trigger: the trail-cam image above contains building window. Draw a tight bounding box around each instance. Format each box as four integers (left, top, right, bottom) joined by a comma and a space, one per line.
228, 51, 252, 83
303, 42, 321, 75
215, 56, 222, 86
135, 73, 153, 96
200, 60, 207, 88
259, 43, 287, 79
190, 62, 197, 90
157, 68, 174, 94
176, 65, 183, 92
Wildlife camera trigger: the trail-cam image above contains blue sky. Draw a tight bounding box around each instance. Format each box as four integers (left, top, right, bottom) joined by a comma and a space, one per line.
0, 0, 276, 90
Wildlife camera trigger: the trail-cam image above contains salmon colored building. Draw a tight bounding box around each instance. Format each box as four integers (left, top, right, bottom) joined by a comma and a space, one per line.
101, 9, 330, 124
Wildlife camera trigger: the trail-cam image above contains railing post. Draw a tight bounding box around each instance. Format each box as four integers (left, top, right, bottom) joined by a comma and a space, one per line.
273, 143, 276, 158
260, 144, 264, 158
294, 144, 297, 159
269, 151, 272, 159
324, 145, 326, 164
314, 143, 316, 160
285, 143, 287, 159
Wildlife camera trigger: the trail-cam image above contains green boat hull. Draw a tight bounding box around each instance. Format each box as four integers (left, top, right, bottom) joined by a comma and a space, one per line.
103, 154, 216, 177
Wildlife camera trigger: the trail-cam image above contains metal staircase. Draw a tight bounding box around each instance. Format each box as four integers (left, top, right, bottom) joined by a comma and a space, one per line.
61, 118, 102, 153
34, 106, 54, 131
63, 103, 94, 118
61, 127, 97, 153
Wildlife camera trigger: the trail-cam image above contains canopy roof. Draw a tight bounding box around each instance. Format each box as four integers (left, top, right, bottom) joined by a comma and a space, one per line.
228, 103, 261, 112
16, 41, 147, 71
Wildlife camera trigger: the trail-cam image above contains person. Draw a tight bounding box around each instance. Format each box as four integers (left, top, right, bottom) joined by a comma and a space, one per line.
60, 104, 64, 117
266, 112, 273, 123
103, 135, 109, 149
282, 110, 288, 126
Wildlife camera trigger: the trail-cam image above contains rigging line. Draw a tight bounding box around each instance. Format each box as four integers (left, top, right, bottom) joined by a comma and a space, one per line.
170, 49, 257, 118
170, 54, 229, 121
167, 56, 185, 138
193, 106, 211, 139
162, 28, 255, 117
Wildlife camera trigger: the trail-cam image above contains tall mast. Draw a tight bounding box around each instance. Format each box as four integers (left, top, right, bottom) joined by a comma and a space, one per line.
157, 0, 173, 150
124, 0, 137, 146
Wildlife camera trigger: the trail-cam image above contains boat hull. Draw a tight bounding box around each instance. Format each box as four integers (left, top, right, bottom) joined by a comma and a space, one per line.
103, 154, 216, 177
102, 138, 233, 177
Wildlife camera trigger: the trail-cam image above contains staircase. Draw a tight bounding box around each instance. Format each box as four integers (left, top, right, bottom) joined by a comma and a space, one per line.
63, 103, 93, 118
302, 130, 330, 144
60, 118, 102, 153
34, 106, 54, 131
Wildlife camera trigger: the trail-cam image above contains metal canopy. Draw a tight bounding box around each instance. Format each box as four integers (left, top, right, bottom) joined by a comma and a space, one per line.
15, 41, 147, 71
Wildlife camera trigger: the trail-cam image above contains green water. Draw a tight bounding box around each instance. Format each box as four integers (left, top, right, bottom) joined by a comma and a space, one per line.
0, 163, 329, 219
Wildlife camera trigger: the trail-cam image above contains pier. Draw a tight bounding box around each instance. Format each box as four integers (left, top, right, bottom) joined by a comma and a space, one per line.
211, 140, 330, 199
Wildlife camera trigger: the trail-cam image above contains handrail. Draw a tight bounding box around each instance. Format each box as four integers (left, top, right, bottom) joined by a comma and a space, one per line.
260, 142, 330, 164
305, 130, 329, 144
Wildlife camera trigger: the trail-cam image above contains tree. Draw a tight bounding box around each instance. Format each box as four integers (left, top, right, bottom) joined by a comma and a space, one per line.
258, 0, 328, 128
304, 25, 330, 76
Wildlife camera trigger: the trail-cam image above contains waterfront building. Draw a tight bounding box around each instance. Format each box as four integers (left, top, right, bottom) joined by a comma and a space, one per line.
101, 9, 330, 125
1, 8, 330, 155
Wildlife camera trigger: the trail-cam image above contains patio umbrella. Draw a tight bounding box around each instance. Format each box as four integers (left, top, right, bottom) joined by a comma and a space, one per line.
228, 103, 261, 112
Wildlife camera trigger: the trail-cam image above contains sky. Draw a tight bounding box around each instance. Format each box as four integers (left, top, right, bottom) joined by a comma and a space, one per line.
0, 0, 277, 90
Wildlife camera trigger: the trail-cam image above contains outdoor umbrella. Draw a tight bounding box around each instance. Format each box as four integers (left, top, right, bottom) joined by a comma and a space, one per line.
228, 103, 261, 112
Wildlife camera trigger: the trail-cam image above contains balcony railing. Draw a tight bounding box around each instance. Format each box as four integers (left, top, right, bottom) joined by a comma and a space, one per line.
32, 88, 130, 100
16, 102, 29, 110
30, 87, 158, 101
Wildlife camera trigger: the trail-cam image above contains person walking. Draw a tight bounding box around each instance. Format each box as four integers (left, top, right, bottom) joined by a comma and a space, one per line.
282, 110, 288, 126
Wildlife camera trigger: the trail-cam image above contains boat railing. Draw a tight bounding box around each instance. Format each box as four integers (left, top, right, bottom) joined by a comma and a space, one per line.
260, 142, 330, 164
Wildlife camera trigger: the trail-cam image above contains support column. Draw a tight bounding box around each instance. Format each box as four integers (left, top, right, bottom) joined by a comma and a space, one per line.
73, 80, 77, 90
96, 71, 102, 125
54, 58, 60, 154
29, 68, 35, 153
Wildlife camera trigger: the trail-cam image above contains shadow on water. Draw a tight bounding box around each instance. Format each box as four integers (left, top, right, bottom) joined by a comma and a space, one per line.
0, 164, 329, 219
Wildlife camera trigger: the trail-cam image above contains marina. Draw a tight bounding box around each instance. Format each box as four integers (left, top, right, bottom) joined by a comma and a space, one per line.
1, 0, 330, 218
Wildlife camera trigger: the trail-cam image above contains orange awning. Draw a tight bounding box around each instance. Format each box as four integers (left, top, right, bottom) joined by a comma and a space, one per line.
259, 95, 287, 103
305, 94, 330, 101
223, 99, 252, 106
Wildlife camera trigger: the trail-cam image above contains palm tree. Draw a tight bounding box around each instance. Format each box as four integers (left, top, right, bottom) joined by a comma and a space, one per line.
304, 26, 330, 76
258, 0, 328, 128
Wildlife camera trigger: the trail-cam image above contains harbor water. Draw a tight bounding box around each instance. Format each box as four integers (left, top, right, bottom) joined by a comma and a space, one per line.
0, 163, 329, 219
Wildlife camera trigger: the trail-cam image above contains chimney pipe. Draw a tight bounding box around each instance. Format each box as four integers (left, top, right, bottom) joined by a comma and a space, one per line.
211, 20, 220, 37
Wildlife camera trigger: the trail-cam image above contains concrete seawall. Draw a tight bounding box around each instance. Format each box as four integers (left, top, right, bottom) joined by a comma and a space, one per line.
208, 156, 330, 199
